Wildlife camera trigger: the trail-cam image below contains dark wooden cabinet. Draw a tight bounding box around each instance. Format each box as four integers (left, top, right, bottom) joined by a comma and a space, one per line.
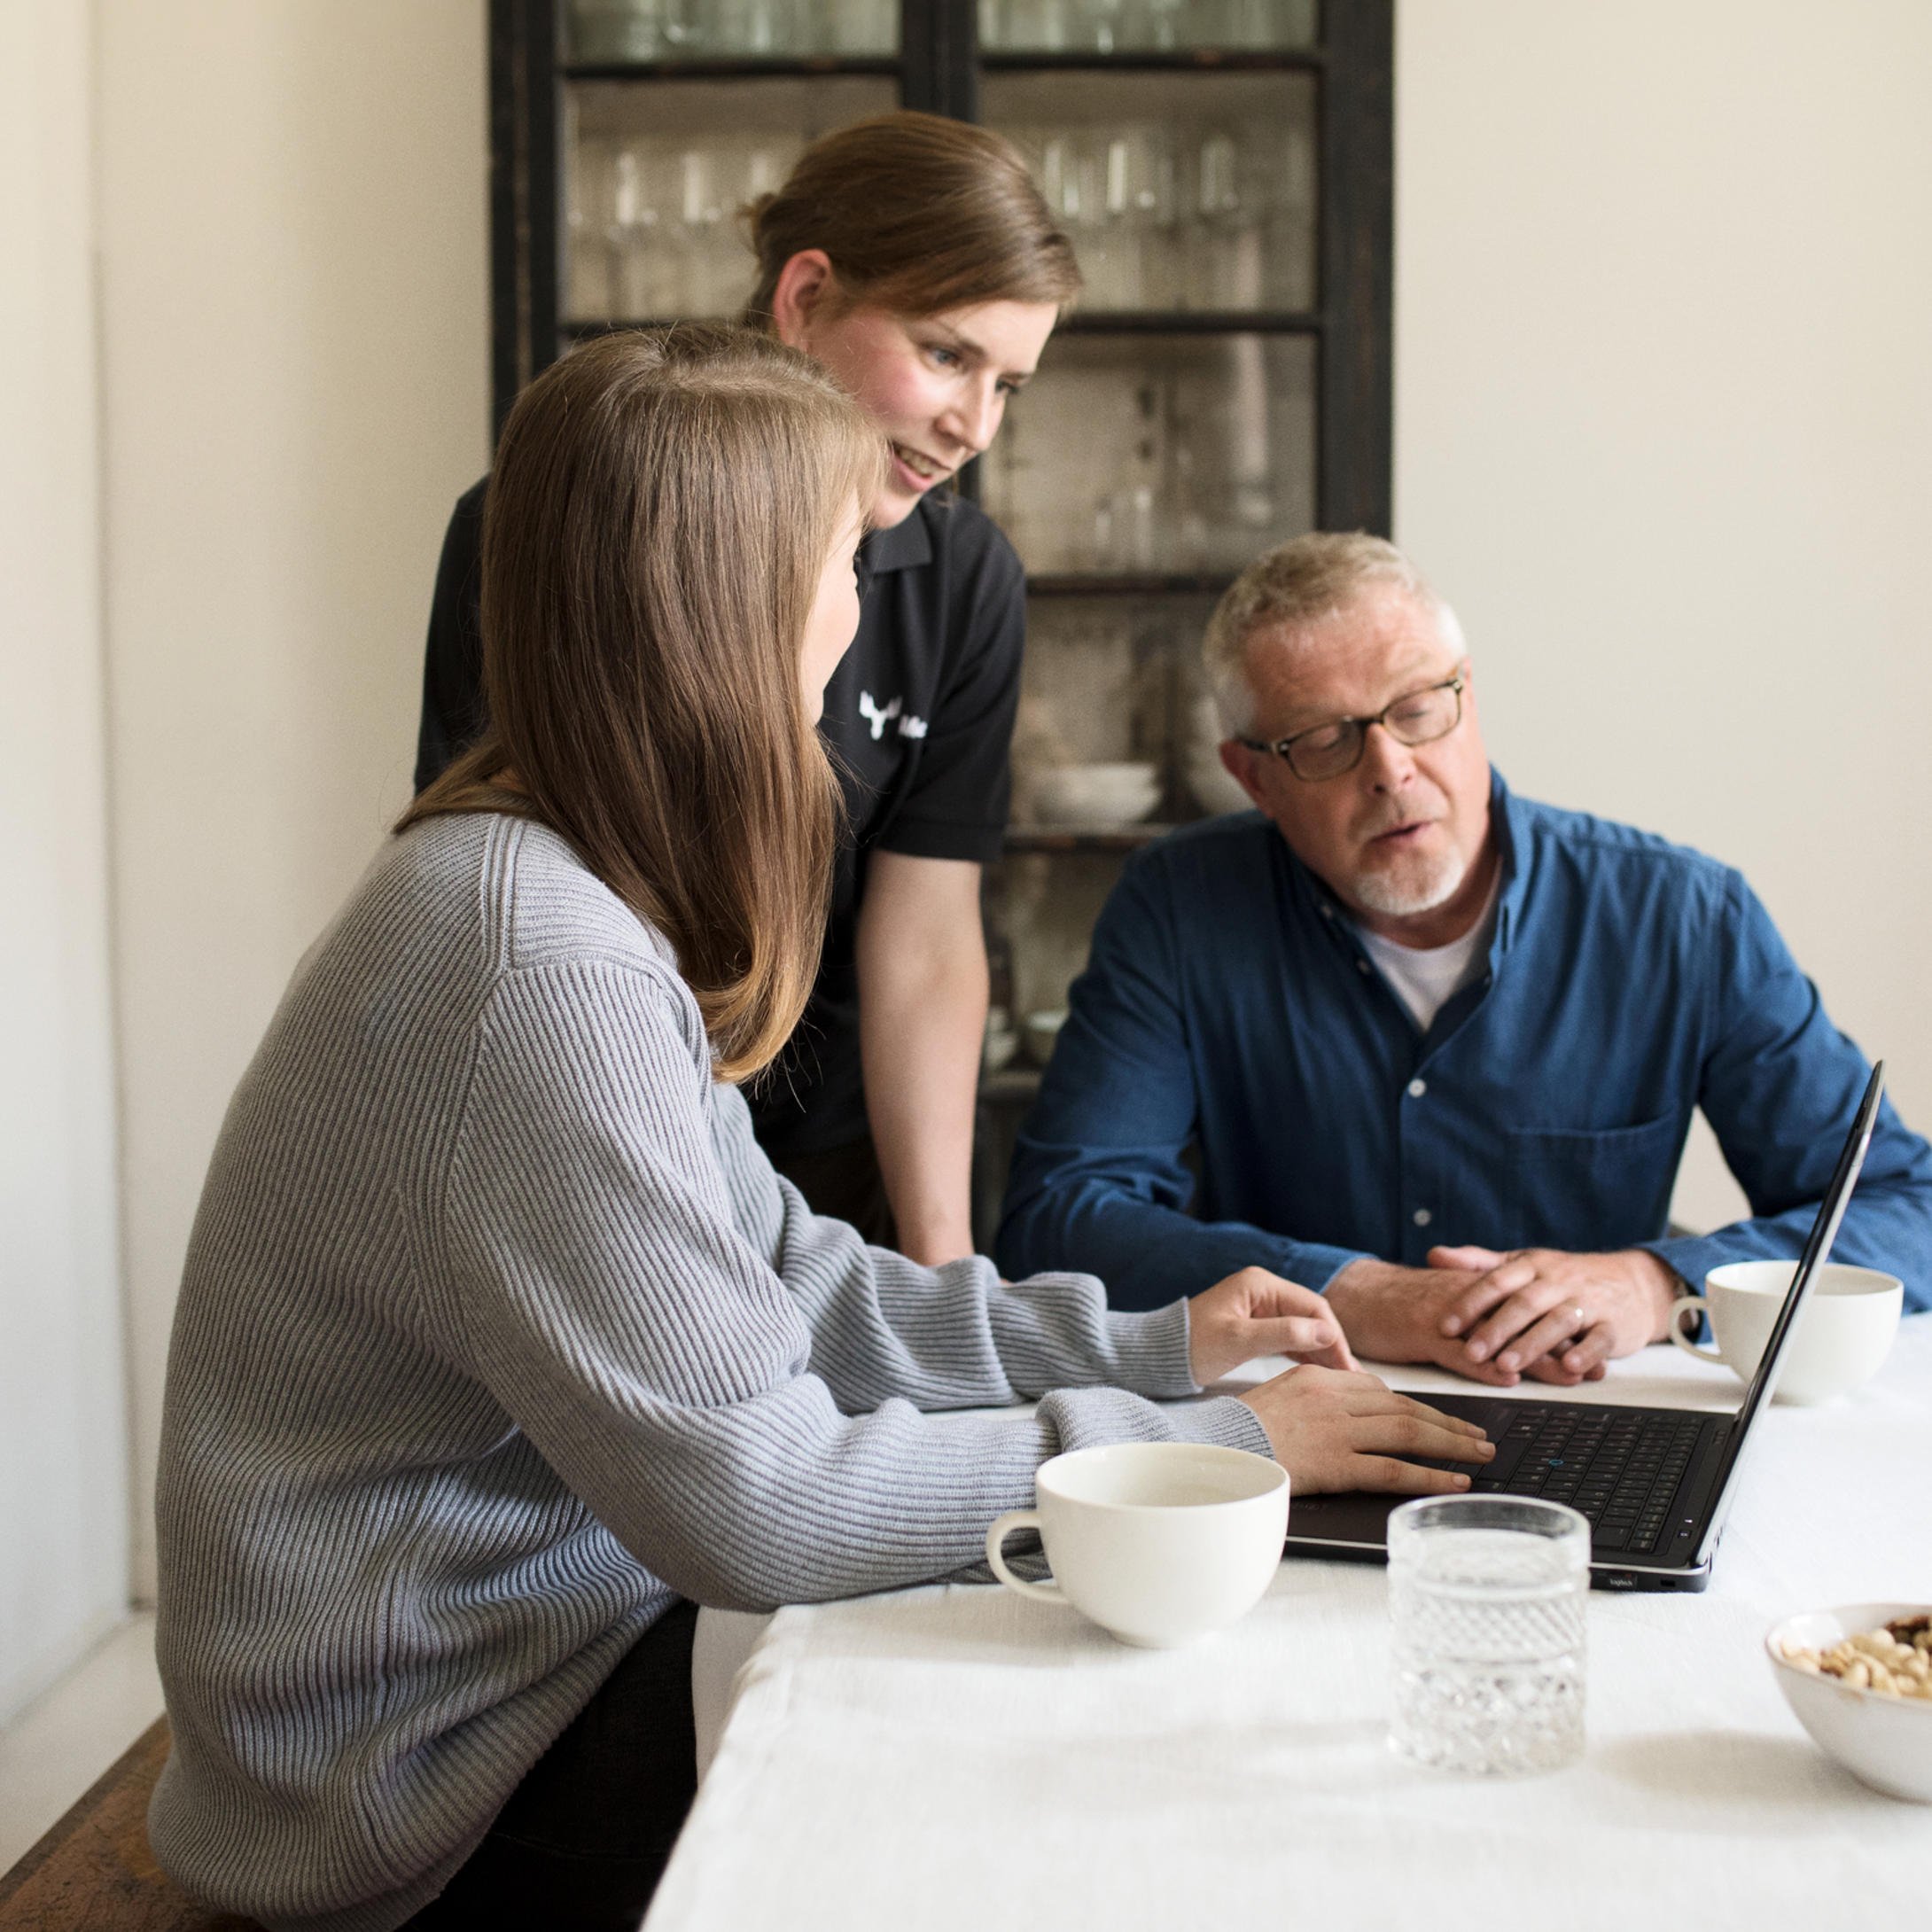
486, 0, 1391, 1241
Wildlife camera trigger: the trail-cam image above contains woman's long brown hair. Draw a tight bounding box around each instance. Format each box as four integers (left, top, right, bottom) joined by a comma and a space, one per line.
399, 325, 885, 1083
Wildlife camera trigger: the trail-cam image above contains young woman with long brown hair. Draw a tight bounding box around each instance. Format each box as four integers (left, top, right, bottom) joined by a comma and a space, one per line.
417, 111, 1074, 1266
150, 328, 1487, 1932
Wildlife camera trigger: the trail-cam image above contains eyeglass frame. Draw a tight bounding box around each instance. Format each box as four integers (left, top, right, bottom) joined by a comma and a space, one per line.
1235, 667, 1468, 783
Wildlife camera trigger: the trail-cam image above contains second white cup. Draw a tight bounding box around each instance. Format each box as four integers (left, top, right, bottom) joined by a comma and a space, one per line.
985, 1441, 1289, 1648
1668, 1259, 1903, 1405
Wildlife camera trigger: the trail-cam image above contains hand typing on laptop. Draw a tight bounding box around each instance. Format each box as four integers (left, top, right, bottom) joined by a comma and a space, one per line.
1235, 1365, 1494, 1496
1187, 1266, 1499, 1496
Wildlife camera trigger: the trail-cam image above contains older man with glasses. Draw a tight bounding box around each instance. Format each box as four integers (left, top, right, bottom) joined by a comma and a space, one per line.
996, 532, 1932, 1383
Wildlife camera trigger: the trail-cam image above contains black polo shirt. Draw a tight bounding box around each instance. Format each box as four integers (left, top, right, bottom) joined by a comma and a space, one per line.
415, 477, 1024, 1156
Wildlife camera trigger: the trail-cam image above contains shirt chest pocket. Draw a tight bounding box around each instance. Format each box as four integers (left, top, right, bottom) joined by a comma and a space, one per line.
1500, 1110, 1685, 1251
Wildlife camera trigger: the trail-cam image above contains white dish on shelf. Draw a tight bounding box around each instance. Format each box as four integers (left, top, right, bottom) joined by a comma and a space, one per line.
1765, 1602, 1932, 1802
982, 1021, 1020, 1074
1023, 1009, 1067, 1069
1182, 697, 1253, 815
1028, 761, 1161, 828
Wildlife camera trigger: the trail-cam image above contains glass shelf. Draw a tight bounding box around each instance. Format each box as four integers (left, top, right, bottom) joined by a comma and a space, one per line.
978, 1067, 1043, 1106
979, 0, 1317, 57
562, 57, 900, 79
1020, 572, 1237, 596
565, 0, 898, 63
1010, 594, 1244, 825
1058, 310, 1319, 334
562, 74, 896, 324
985, 67, 1316, 314
1006, 824, 1175, 852
982, 331, 1316, 578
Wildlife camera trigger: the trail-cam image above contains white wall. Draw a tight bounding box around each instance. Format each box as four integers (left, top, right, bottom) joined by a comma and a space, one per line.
1393, 0, 1932, 1229
0, 0, 129, 1722
97, 1, 491, 1596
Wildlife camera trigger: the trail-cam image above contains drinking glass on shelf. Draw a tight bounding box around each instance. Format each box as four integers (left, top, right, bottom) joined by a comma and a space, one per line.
1079, 0, 1128, 51
566, 136, 616, 318
1107, 124, 1178, 310
610, 143, 666, 318
1260, 112, 1318, 309
1387, 1496, 1590, 1777
667, 147, 732, 316
1229, 0, 1318, 48
1041, 135, 1117, 308
570, 0, 667, 59
1139, 0, 1185, 48
1002, 0, 1071, 51
1190, 131, 1262, 309
743, 140, 790, 210
711, 0, 803, 54
660, 0, 709, 51
829, 0, 894, 51
1168, 432, 1209, 569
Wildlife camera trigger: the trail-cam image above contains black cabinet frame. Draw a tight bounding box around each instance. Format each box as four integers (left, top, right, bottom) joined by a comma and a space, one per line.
487, 0, 1391, 537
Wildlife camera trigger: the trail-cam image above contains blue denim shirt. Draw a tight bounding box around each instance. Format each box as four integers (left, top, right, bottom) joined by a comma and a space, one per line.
995, 776, 1932, 1314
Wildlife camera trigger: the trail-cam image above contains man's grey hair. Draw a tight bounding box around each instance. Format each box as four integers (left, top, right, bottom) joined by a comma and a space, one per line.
1203, 531, 1466, 736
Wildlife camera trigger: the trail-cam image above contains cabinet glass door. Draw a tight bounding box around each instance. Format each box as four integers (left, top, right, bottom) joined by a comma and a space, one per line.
564, 75, 896, 323
979, 0, 1317, 54
979, 332, 1316, 578
566, 1, 900, 61
983, 69, 1316, 312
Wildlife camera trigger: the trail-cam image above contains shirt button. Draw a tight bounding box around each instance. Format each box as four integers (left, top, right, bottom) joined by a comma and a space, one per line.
1413, 1207, 1433, 1227
1355, 958, 1371, 974
1406, 1078, 1427, 1099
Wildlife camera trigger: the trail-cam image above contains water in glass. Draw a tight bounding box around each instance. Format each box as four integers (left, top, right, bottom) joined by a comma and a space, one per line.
1388, 1497, 1588, 1776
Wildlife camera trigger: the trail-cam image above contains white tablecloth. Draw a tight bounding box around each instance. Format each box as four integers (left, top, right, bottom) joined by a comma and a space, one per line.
658, 1321, 1932, 1931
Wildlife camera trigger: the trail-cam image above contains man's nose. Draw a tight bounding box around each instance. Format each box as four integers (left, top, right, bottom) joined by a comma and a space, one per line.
1358, 721, 1418, 789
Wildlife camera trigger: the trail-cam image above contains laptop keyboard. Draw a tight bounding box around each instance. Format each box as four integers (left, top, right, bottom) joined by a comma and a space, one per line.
1467, 1404, 1726, 1555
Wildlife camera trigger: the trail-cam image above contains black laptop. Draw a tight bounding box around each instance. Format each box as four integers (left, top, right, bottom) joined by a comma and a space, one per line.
1282, 1064, 1886, 1593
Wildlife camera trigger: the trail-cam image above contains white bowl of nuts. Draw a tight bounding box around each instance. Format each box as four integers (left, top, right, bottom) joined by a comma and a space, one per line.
1766, 1603, 1932, 1802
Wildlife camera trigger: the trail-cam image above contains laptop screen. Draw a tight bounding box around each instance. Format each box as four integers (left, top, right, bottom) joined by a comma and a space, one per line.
1694, 1062, 1884, 1546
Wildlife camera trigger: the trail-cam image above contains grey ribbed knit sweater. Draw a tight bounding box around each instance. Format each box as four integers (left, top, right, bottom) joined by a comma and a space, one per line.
149, 812, 1271, 1932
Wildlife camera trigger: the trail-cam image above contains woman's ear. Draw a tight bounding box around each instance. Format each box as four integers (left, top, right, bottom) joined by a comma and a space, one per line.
770, 250, 838, 352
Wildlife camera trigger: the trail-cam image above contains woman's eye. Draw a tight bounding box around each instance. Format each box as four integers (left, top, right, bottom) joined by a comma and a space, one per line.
927, 345, 960, 370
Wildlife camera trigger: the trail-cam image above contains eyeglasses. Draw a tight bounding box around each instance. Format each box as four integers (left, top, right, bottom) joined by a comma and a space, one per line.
1237, 671, 1467, 783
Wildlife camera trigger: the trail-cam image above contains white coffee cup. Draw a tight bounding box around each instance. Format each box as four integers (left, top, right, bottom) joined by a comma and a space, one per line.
1668, 1260, 1904, 1405
985, 1442, 1289, 1648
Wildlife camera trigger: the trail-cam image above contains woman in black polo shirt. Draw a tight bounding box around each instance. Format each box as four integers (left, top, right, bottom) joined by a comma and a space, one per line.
417, 112, 1070, 1263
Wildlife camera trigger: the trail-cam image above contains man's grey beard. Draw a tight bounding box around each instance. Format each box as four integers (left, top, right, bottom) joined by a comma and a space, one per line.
1348, 845, 1469, 920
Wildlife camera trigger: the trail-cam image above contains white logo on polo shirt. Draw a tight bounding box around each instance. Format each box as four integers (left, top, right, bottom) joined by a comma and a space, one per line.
860, 691, 929, 742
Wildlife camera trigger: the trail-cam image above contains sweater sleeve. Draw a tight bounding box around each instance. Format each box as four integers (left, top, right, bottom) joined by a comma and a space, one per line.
437, 959, 1270, 1614
706, 1077, 1204, 1411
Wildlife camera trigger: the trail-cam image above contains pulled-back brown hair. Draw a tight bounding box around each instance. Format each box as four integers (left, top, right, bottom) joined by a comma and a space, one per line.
743, 111, 1081, 324
400, 325, 886, 1083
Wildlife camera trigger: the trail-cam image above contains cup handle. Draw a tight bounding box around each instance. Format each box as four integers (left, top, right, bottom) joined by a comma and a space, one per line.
1667, 1293, 1723, 1361
985, 1510, 1065, 1606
